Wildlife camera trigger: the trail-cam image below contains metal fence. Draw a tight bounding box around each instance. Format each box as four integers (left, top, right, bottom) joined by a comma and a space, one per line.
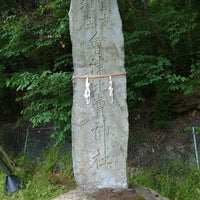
0, 122, 24, 154
128, 117, 200, 170
0, 123, 54, 158
23, 126, 55, 159
0, 118, 200, 170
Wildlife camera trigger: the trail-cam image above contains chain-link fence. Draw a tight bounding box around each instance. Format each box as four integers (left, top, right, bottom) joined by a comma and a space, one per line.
0, 122, 24, 154
0, 118, 200, 170
0, 123, 71, 159
23, 126, 55, 159
128, 116, 200, 170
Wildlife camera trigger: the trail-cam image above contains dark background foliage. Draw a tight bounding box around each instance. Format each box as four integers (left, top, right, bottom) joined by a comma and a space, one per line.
0, 0, 200, 144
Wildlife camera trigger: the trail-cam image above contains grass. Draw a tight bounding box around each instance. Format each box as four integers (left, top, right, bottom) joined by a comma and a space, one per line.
0, 146, 76, 200
1, 147, 200, 200
129, 160, 200, 200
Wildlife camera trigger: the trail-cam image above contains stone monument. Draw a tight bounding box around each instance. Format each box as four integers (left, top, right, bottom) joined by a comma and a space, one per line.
69, 0, 129, 190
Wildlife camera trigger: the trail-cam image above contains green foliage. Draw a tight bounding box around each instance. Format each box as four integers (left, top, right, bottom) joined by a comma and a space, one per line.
0, 0, 200, 140
126, 52, 186, 104
129, 161, 200, 200
152, 83, 174, 121
124, 26, 189, 106
0, 146, 75, 200
0, 0, 70, 59
0, 0, 72, 143
122, 1, 200, 119
184, 125, 200, 135
126, 54, 184, 88
182, 60, 200, 95
151, 8, 198, 48
7, 71, 72, 144
0, 0, 71, 72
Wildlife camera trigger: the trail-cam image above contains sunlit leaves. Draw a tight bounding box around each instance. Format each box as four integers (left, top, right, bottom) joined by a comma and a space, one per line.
126, 54, 185, 89
7, 71, 73, 143
163, 10, 198, 46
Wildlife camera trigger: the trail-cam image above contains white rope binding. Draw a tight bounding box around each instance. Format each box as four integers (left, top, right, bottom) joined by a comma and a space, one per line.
108, 76, 113, 103
83, 76, 114, 105
84, 77, 90, 104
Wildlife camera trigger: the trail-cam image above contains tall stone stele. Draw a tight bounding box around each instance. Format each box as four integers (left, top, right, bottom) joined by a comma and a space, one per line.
69, 0, 129, 190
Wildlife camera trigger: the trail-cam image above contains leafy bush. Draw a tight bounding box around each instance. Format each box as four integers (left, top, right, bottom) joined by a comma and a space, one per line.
0, 0, 72, 144
7, 71, 73, 144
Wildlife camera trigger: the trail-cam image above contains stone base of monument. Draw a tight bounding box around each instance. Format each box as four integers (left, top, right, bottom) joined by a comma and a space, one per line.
52, 185, 169, 200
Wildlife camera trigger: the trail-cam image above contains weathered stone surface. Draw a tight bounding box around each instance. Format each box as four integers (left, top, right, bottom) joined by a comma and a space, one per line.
52, 187, 169, 200
69, 0, 129, 190
52, 190, 95, 200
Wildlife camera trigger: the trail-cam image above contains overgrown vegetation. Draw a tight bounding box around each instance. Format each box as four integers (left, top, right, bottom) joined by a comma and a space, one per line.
0, 0, 200, 142
0, 149, 200, 200
7, 71, 72, 144
0, 0, 72, 143
0, 1, 200, 198
0, 147, 75, 200
120, 0, 200, 119
129, 161, 200, 200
